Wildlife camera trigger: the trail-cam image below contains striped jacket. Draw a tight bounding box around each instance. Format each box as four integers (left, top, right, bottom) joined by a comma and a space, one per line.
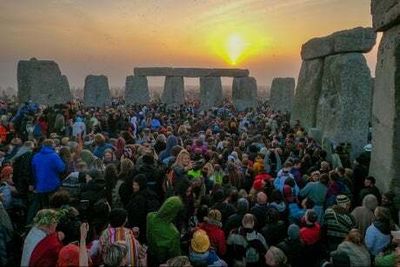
324, 206, 356, 239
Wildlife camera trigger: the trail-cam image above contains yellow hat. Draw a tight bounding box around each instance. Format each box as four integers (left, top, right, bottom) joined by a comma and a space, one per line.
191, 229, 210, 253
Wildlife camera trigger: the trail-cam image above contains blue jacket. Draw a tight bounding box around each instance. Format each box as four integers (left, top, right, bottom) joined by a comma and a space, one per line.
32, 146, 65, 193
365, 223, 391, 256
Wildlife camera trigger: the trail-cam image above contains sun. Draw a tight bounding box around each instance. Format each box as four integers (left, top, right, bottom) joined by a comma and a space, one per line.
227, 34, 246, 65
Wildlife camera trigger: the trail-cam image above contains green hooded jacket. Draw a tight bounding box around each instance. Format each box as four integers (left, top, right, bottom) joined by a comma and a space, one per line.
146, 196, 183, 263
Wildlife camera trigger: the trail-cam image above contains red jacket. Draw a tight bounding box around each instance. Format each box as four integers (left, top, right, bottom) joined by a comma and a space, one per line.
30, 232, 63, 267
300, 223, 321, 245
198, 222, 226, 256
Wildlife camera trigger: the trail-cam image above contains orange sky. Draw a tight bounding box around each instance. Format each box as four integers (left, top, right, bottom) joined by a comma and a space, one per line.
0, 0, 377, 89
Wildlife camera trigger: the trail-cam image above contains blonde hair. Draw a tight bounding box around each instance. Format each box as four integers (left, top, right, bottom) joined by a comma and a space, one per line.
103, 243, 128, 267
267, 246, 288, 265
174, 149, 190, 167
119, 158, 134, 176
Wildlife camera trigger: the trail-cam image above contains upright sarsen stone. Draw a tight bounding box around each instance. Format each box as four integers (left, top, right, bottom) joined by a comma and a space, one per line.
370, 24, 400, 193
316, 53, 372, 158
83, 75, 111, 107
371, 0, 400, 31
269, 77, 295, 113
292, 58, 324, 129
161, 76, 184, 106
125, 75, 150, 105
199, 76, 223, 109
17, 58, 73, 105
232, 76, 257, 111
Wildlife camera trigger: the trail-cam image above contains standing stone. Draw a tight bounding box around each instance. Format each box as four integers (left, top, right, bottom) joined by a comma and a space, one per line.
232, 77, 257, 111
301, 27, 377, 60
83, 75, 111, 107
125, 75, 150, 104
199, 76, 223, 109
369, 24, 400, 193
17, 58, 73, 105
269, 77, 295, 112
161, 76, 184, 106
316, 53, 372, 158
371, 0, 400, 31
292, 58, 324, 129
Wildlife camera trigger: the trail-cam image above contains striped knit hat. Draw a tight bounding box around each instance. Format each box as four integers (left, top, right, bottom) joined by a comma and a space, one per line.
336, 195, 351, 207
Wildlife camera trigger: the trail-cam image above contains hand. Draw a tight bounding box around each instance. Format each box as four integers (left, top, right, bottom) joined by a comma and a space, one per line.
132, 227, 140, 238
80, 222, 89, 241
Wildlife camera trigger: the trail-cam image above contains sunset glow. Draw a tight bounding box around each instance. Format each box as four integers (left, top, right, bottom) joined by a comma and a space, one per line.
0, 0, 376, 88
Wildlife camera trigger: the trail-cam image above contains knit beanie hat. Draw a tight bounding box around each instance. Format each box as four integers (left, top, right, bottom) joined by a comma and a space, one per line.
287, 224, 300, 240
191, 229, 210, 253
336, 195, 351, 208
0, 165, 12, 180
205, 209, 222, 227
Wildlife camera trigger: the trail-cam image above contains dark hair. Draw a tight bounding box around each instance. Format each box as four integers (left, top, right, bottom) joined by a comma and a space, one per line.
320, 174, 329, 185
49, 190, 71, 208
366, 176, 376, 185
109, 208, 128, 228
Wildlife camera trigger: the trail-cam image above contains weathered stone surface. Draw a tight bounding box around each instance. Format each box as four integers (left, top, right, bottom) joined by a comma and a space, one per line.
161, 76, 185, 106
269, 77, 295, 112
301, 27, 377, 60
370, 24, 400, 194
199, 77, 223, 109
371, 0, 400, 31
83, 75, 111, 107
134, 67, 249, 77
17, 58, 73, 105
125, 75, 150, 104
292, 58, 324, 129
316, 53, 372, 159
232, 77, 257, 111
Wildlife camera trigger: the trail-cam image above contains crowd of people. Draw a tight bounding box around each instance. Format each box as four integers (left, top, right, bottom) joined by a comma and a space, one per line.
0, 98, 399, 267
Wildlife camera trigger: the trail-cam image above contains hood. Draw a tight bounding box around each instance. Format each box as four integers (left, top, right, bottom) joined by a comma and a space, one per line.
157, 196, 183, 222
80, 149, 96, 165
40, 146, 55, 154
374, 220, 391, 235
362, 194, 378, 211
165, 135, 178, 150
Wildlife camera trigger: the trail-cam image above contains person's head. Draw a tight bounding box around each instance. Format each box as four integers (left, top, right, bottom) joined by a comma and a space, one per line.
109, 208, 128, 228
287, 224, 300, 241
132, 174, 147, 193
237, 198, 249, 214
362, 194, 378, 211
103, 150, 114, 163
345, 229, 363, 245
364, 176, 376, 188
374, 206, 391, 222
336, 195, 351, 210
191, 229, 210, 254
382, 192, 394, 206
33, 209, 59, 233
282, 162, 293, 173
205, 209, 222, 227
310, 171, 321, 181
175, 149, 191, 167
119, 158, 134, 176
319, 173, 329, 185
242, 213, 255, 229
94, 133, 105, 145
265, 246, 288, 267
304, 209, 318, 226
49, 190, 71, 209
103, 243, 128, 267
256, 191, 268, 205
